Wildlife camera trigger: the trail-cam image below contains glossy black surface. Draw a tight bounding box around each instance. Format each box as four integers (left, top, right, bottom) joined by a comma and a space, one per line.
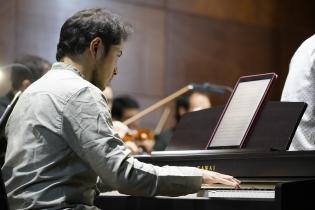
95, 150, 315, 210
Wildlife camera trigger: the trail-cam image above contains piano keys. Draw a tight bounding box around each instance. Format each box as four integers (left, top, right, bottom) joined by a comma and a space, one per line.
200, 183, 276, 199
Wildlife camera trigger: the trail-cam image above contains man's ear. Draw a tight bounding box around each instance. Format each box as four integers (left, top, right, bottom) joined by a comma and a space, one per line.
89, 37, 104, 59
20, 79, 31, 91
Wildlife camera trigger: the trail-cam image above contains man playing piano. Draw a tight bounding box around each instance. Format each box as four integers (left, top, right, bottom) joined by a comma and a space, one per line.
2, 8, 240, 210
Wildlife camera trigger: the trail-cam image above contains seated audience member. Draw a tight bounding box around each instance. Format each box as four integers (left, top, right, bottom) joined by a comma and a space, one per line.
154, 91, 211, 151
281, 34, 315, 151
2, 8, 239, 210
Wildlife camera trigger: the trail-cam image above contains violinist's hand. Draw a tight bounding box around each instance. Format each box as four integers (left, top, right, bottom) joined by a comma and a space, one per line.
138, 139, 155, 154
125, 141, 140, 155
112, 121, 140, 155
200, 170, 241, 189
112, 121, 129, 138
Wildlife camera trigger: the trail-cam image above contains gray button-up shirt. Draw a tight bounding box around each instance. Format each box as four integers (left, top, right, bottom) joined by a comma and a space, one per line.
2, 63, 202, 210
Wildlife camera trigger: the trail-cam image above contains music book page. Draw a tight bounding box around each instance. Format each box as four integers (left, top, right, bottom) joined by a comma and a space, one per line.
209, 79, 270, 147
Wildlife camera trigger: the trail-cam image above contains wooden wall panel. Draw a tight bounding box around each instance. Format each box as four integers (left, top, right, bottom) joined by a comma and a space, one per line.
15, 0, 64, 61
165, 0, 315, 107
0, 0, 16, 64
115, 0, 166, 8
165, 12, 278, 106
0, 0, 16, 96
272, 0, 315, 99
167, 0, 277, 28
1, 0, 315, 130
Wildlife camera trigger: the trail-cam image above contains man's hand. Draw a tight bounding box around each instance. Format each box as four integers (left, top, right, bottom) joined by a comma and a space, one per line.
201, 170, 241, 188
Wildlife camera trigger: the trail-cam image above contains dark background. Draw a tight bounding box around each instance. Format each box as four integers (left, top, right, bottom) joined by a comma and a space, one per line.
0, 0, 314, 129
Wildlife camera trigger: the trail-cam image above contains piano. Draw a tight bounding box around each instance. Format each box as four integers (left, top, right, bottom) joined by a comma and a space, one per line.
95, 149, 315, 210
94, 102, 314, 210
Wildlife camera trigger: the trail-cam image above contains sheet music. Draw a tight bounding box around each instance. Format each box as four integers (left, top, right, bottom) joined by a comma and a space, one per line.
209, 79, 270, 147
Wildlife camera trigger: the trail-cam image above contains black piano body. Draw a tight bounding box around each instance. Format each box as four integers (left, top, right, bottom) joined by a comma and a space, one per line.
95, 149, 315, 210
95, 102, 312, 210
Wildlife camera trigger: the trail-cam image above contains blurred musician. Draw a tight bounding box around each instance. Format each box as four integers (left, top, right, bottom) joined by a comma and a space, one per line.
111, 95, 155, 154
2, 8, 240, 210
112, 95, 140, 129
102, 89, 142, 154
0, 55, 51, 117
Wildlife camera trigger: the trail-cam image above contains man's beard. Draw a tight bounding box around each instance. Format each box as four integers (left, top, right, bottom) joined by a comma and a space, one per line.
90, 69, 105, 90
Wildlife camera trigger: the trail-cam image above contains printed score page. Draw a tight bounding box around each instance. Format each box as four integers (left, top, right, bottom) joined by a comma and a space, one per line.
209, 79, 271, 147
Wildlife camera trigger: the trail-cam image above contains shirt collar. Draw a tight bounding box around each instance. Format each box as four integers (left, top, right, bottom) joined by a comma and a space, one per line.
51, 62, 85, 79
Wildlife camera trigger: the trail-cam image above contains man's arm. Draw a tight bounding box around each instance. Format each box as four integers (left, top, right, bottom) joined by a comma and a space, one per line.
62, 87, 239, 196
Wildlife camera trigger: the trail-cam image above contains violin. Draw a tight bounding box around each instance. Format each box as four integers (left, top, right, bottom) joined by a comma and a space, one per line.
112, 120, 155, 154
123, 128, 155, 154
122, 128, 155, 142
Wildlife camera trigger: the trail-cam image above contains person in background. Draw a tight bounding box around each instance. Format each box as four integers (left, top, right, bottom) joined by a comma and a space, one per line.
0, 55, 51, 117
154, 91, 212, 151
281, 34, 315, 151
2, 8, 239, 210
102, 88, 141, 154
112, 95, 140, 129
0, 55, 51, 167
111, 95, 155, 153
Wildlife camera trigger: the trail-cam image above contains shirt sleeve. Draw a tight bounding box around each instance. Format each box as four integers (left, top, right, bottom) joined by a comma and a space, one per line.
61, 87, 202, 196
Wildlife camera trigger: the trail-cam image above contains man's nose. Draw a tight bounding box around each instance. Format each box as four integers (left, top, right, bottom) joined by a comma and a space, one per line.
114, 67, 118, 75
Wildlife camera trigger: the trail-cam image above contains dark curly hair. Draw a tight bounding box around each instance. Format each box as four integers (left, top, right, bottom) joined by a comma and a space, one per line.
56, 8, 132, 61
112, 95, 139, 121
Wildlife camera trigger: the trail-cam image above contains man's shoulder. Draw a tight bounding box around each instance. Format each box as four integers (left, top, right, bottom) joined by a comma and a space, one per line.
27, 70, 99, 99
